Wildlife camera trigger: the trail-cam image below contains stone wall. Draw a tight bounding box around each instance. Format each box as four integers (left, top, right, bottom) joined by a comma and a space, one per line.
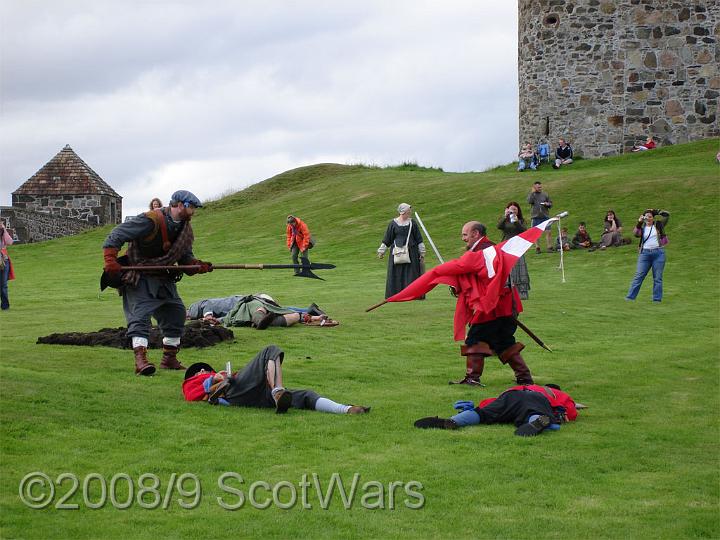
519, 0, 719, 157
10, 193, 121, 226
0, 207, 93, 244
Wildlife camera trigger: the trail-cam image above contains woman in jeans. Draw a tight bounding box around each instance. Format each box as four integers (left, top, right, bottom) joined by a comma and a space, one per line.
0, 219, 15, 310
626, 209, 670, 302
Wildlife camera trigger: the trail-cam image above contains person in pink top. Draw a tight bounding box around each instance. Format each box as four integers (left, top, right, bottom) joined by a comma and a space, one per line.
0, 218, 15, 310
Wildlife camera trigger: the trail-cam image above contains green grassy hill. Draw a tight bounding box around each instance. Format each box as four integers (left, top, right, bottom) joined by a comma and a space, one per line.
1, 139, 719, 538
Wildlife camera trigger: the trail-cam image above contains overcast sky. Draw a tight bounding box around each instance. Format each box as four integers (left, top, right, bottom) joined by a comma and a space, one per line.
0, 0, 518, 217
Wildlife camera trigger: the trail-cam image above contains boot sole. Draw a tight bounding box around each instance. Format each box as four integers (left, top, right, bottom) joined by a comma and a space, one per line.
136, 365, 156, 376
275, 391, 292, 414
514, 415, 551, 436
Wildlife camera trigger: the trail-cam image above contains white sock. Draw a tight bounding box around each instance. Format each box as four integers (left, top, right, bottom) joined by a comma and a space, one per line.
314, 397, 351, 415
163, 337, 181, 347
132, 337, 148, 349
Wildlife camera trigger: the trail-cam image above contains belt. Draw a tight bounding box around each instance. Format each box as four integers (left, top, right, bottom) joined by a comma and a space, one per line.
642, 247, 663, 251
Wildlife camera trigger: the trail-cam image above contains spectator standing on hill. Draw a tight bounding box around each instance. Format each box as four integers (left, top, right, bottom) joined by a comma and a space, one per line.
553, 138, 573, 169
149, 198, 163, 210
377, 203, 426, 299
527, 181, 553, 254
102, 190, 213, 376
497, 202, 530, 300
572, 222, 593, 249
286, 215, 313, 275
626, 209, 670, 303
0, 219, 15, 310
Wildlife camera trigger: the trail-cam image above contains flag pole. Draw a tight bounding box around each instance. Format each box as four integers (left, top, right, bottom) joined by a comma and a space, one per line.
414, 211, 444, 263
555, 211, 568, 283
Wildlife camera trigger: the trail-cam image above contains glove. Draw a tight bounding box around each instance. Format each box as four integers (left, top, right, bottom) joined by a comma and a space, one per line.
453, 400, 475, 412
187, 259, 213, 275
103, 247, 122, 274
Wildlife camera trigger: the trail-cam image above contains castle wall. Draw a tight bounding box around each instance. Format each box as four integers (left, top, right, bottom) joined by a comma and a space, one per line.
0, 207, 94, 244
10, 193, 121, 227
519, 0, 719, 157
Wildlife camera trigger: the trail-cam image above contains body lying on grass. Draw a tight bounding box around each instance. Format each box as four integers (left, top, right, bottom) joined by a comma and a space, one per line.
186, 294, 337, 329
182, 345, 369, 415
414, 384, 580, 437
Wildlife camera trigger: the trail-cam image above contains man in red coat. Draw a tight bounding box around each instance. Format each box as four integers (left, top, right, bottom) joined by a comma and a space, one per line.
414, 384, 580, 436
286, 215, 312, 275
445, 221, 533, 386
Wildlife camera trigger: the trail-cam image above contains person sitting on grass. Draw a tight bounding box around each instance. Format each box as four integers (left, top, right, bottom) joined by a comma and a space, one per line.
572, 222, 593, 249
414, 383, 580, 437
632, 136, 656, 152
517, 142, 538, 172
182, 345, 370, 415
555, 227, 572, 251
553, 138, 573, 169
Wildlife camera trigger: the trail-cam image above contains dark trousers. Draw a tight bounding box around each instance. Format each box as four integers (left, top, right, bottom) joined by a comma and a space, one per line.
465, 317, 517, 356
122, 277, 186, 339
224, 345, 320, 409
475, 390, 555, 427
290, 243, 310, 273
0, 260, 10, 309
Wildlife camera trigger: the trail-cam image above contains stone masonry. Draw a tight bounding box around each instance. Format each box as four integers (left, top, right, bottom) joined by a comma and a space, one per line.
519, 0, 719, 157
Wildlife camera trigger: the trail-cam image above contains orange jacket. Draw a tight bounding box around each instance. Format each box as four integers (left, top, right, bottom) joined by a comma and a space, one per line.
286, 218, 311, 251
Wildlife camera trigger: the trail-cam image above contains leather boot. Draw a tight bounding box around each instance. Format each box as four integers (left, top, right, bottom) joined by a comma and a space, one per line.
499, 342, 534, 385
450, 343, 491, 386
134, 346, 156, 376
160, 345, 186, 370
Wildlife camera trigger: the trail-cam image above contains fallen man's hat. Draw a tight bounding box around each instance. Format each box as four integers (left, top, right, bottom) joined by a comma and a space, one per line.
184, 362, 216, 380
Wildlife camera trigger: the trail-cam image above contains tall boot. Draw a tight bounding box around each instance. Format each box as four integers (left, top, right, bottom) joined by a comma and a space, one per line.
160, 345, 186, 370
449, 343, 491, 386
134, 346, 156, 376
499, 342, 534, 385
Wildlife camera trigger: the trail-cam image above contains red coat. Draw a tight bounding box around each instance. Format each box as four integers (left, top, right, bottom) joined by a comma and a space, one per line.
478, 385, 578, 421
387, 241, 523, 340
182, 372, 215, 401
286, 218, 311, 251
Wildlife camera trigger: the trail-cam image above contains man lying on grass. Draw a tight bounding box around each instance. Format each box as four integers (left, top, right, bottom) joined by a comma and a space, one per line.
414, 384, 580, 436
182, 345, 369, 415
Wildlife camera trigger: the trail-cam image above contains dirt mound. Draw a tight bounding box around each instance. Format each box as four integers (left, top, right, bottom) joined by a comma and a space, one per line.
37, 320, 234, 349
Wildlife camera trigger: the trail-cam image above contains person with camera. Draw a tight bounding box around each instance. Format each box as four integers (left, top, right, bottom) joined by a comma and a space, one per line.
102, 190, 213, 376
497, 202, 530, 300
0, 219, 15, 310
625, 209, 670, 302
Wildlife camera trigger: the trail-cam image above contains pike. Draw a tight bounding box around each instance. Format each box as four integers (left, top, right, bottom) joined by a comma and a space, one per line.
100, 262, 335, 290
366, 216, 552, 352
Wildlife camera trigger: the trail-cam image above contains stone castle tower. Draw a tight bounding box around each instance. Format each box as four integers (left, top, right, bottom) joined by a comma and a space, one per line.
518, 0, 718, 157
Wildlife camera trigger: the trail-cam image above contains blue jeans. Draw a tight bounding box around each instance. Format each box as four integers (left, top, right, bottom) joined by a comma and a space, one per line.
626, 249, 665, 301
0, 259, 10, 309
517, 158, 536, 171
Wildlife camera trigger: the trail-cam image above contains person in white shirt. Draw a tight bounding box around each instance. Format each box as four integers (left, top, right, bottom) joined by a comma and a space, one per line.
626, 209, 670, 302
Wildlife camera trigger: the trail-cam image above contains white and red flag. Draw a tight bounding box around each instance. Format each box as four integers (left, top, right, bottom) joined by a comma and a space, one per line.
386, 218, 557, 340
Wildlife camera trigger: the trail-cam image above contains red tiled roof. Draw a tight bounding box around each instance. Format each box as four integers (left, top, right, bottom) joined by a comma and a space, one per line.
13, 145, 122, 198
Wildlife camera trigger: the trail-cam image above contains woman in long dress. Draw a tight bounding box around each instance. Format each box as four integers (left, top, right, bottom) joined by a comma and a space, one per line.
377, 203, 426, 299
497, 201, 530, 300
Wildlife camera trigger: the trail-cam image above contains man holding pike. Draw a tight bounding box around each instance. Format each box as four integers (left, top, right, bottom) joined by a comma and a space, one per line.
102, 190, 213, 376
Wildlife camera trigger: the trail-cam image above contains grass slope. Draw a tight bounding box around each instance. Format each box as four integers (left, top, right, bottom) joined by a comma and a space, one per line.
1, 140, 719, 539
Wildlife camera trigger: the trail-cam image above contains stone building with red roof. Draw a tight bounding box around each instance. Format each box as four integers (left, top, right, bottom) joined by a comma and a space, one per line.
1, 145, 122, 242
